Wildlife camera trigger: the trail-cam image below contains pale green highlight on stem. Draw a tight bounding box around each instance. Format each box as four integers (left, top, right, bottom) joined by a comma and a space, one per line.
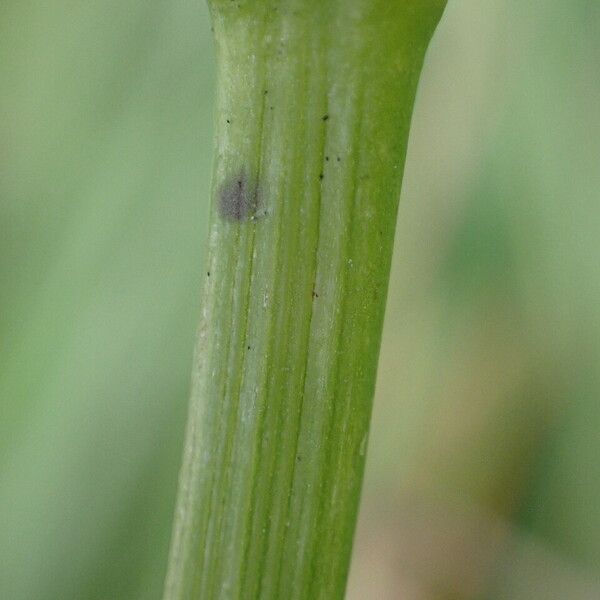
164, 1, 446, 598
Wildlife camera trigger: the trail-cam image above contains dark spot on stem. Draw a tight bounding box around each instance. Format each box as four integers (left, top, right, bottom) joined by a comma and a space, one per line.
322, 114, 329, 121
207, 271, 210, 277
318, 173, 324, 180
218, 170, 261, 222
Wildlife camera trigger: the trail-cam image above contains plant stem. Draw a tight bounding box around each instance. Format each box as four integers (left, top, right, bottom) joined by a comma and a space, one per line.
164, 1, 446, 598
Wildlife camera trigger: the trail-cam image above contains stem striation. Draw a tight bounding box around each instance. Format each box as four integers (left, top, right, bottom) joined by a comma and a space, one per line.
164, 1, 446, 598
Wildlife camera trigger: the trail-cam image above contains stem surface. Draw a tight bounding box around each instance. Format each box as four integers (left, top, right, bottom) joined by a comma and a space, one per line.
164, 1, 446, 598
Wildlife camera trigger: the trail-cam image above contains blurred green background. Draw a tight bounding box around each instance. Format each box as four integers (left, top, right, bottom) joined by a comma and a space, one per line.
1, 2, 599, 599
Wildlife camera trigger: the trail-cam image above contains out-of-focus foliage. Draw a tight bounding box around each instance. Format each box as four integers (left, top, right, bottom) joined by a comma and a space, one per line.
1, 2, 213, 598
0, 1, 598, 599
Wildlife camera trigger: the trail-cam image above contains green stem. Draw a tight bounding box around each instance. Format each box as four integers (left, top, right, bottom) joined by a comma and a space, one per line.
164, 1, 446, 598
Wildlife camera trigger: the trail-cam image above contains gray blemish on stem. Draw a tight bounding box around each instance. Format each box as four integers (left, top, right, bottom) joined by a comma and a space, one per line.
218, 170, 261, 222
